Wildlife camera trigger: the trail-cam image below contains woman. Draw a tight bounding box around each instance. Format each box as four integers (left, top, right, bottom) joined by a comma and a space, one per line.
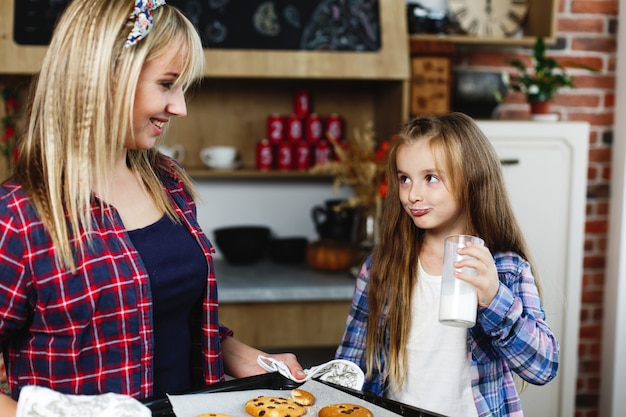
0, 0, 303, 413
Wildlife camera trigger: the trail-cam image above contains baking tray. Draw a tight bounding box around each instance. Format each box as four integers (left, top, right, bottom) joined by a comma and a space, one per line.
142, 372, 445, 417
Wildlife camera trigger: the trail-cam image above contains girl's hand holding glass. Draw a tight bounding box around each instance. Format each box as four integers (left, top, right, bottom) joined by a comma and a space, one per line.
454, 240, 501, 307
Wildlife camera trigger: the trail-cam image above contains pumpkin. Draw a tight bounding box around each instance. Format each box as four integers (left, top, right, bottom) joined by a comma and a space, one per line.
306, 239, 355, 272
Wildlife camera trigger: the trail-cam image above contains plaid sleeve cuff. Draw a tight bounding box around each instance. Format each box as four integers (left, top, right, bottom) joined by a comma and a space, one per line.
219, 324, 234, 340
479, 284, 523, 335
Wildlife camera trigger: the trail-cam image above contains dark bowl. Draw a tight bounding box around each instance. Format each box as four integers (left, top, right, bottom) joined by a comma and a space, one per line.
213, 226, 271, 265
268, 237, 309, 264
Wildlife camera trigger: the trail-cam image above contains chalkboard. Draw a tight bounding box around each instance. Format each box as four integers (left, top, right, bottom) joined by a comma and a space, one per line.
155, 0, 382, 51
13, 0, 72, 45
14, 0, 381, 52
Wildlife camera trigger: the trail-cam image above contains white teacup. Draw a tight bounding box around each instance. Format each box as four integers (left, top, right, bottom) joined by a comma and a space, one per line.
157, 144, 185, 162
200, 146, 238, 168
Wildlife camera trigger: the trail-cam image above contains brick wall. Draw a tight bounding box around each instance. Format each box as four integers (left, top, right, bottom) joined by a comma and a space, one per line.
451, 1, 618, 415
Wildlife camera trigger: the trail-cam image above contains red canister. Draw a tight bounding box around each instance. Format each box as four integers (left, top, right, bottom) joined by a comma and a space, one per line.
286, 114, 303, 143
314, 139, 332, 165
325, 113, 343, 142
266, 113, 284, 145
294, 141, 311, 170
293, 90, 311, 117
305, 113, 322, 145
256, 139, 274, 170
276, 141, 293, 170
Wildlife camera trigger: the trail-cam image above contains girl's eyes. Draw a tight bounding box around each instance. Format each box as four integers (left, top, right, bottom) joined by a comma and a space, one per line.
426, 174, 440, 183
398, 173, 441, 184
160, 81, 175, 89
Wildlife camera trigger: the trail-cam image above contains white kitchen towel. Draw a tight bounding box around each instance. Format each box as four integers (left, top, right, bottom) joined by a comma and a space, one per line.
257, 355, 365, 390
16, 385, 151, 417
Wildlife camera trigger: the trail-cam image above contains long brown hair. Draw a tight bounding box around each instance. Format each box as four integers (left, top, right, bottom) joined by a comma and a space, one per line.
365, 112, 537, 391
14, 0, 204, 270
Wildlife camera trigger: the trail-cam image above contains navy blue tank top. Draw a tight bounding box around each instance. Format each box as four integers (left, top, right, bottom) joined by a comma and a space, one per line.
128, 214, 207, 397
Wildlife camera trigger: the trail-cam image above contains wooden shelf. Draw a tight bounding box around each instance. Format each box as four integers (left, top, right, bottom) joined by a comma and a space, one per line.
199, 0, 409, 80
409, 34, 554, 47
186, 168, 333, 181
2, 3, 411, 181
168, 78, 409, 176
408, 0, 558, 48
1, 0, 561, 182
0, 2, 410, 79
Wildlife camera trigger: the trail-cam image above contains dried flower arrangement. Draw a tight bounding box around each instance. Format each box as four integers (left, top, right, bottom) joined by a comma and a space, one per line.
310, 120, 390, 211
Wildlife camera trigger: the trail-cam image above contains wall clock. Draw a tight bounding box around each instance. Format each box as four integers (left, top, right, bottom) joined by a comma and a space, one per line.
448, 0, 528, 37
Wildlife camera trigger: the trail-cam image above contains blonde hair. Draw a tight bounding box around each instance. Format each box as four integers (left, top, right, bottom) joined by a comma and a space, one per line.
365, 112, 538, 392
14, 0, 205, 270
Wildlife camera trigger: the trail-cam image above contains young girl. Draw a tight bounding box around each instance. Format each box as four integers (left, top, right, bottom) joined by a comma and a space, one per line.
335, 112, 559, 416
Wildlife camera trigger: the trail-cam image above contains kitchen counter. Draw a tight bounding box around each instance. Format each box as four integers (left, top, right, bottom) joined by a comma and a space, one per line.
213, 259, 357, 303
213, 259, 357, 348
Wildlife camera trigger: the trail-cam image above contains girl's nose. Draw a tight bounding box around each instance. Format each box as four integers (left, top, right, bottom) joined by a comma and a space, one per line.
408, 184, 422, 202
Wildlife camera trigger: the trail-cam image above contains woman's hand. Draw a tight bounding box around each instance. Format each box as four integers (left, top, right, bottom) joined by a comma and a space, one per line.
221, 337, 306, 380
454, 241, 500, 307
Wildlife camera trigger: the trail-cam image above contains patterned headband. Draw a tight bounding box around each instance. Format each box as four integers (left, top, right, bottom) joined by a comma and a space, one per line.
124, 0, 166, 48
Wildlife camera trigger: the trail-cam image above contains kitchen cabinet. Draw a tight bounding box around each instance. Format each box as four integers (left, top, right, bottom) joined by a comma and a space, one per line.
172, 78, 409, 176
409, 0, 558, 46
169, 0, 411, 176
0, 1, 410, 179
219, 301, 351, 349
3, 1, 409, 76
478, 121, 589, 417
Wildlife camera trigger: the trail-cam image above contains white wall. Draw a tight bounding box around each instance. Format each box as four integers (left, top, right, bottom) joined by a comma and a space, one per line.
600, 3, 626, 415
193, 179, 353, 259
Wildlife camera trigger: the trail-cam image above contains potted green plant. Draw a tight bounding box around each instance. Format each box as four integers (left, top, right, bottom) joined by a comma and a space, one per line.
507, 37, 595, 116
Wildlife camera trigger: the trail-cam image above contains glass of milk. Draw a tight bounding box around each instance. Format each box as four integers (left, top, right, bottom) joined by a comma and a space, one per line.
439, 234, 484, 328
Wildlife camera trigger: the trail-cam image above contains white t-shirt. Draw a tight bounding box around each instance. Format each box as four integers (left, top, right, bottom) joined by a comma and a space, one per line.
388, 263, 478, 417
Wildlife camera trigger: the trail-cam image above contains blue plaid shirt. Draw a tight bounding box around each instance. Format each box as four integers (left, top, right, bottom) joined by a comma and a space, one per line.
336, 252, 559, 417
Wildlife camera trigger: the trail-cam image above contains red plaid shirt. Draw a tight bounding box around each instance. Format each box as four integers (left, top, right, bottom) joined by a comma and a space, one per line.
0, 160, 232, 400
